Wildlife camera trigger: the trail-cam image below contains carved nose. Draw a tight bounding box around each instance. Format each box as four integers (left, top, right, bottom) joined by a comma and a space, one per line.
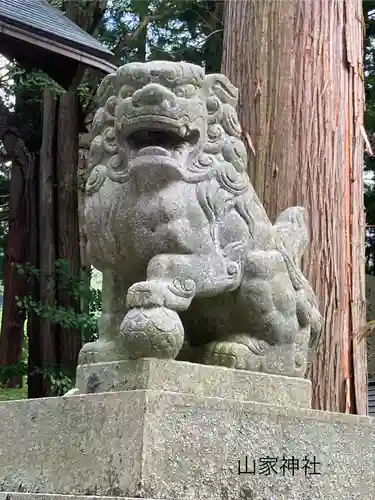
132, 83, 176, 107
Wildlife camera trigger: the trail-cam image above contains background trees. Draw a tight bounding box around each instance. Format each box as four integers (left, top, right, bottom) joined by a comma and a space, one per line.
0, 0, 373, 415
0, 0, 224, 398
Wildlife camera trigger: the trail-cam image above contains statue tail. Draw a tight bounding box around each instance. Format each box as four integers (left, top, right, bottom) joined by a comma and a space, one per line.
274, 206, 323, 351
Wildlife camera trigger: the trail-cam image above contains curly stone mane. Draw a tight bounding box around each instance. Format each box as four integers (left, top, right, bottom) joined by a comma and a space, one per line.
83, 62, 275, 267
86, 66, 251, 191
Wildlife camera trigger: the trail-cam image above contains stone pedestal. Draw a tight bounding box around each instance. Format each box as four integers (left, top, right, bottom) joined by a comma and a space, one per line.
75, 358, 312, 408
0, 360, 374, 500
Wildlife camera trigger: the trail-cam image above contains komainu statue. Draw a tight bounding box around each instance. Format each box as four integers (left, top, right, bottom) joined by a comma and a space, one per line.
78, 61, 322, 378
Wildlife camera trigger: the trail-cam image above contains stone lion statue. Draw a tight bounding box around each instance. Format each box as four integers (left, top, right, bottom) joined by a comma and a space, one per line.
78, 61, 322, 378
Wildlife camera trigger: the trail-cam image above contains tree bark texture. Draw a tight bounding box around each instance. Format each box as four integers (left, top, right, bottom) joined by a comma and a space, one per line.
0, 96, 44, 396
27, 153, 42, 398
8, 83, 47, 397
28, 92, 58, 398
39, 89, 58, 373
56, 91, 82, 379
51, 0, 107, 381
0, 100, 34, 388
31, 89, 82, 394
0, 159, 29, 387
221, 0, 367, 414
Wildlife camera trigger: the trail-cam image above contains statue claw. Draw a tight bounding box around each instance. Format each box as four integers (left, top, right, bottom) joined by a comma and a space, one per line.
126, 279, 195, 311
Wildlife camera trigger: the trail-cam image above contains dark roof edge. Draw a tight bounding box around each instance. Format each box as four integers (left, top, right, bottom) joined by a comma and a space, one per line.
0, 21, 117, 75
38, 0, 113, 53
0, 14, 113, 58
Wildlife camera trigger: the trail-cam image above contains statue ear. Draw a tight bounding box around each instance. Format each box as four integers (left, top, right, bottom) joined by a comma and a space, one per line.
96, 72, 117, 107
204, 74, 238, 107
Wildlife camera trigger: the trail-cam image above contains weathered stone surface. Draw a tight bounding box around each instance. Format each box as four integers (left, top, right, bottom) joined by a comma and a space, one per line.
0, 390, 374, 499
76, 60, 323, 380
0, 496, 174, 500
75, 358, 312, 408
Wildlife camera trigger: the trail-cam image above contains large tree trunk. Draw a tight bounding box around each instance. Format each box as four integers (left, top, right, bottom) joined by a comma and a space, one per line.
0, 157, 29, 387
32, 89, 82, 395
31, 89, 58, 396
27, 153, 42, 398
51, 0, 107, 385
31, 1, 107, 395
55, 91, 82, 379
0, 103, 35, 388
0, 95, 44, 396
221, 0, 367, 414
39, 90, 57, 358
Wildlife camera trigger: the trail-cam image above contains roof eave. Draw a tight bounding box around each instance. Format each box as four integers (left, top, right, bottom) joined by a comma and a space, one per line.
0, 20, 117, 76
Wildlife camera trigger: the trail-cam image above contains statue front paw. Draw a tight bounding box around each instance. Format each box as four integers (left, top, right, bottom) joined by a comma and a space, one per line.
202, 340, 264, 371
126, 278, 196, 311
120, 306, 185, 359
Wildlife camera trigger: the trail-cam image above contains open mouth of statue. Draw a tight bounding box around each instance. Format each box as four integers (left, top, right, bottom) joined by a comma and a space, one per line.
126, 126, 200, 158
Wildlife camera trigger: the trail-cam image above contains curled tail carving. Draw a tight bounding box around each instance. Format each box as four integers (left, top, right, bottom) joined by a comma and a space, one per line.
274, 206, 323, 351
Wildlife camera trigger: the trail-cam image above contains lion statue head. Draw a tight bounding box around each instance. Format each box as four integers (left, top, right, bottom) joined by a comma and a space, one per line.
85, 60, 251, 191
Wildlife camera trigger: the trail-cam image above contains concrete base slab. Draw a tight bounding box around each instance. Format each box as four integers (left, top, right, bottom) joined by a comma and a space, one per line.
0, 495, 172, 500
75, 358, 312, 408
0, 385, 374, 499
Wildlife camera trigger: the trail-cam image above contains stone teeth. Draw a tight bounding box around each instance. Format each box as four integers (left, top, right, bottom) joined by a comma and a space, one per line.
137, 146, 171, 157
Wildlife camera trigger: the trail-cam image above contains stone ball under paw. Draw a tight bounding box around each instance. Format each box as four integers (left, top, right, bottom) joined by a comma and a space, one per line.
120, 306, 184, 359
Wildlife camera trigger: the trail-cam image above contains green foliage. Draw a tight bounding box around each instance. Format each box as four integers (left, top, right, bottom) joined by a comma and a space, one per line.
99, 0, 223, 67
8, 68, 64, 101
0, 260, 102, 395
0, 361, 73, 397
147, 0, 223, 72
0, 360, 28, 385
74, 0, 223, 119
48, 0, 63, 8
14, 259, 102, 344
31, 366, 74, 395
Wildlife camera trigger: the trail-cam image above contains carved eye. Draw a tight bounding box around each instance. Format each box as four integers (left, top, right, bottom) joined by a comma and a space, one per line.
174, 84, 197, 98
